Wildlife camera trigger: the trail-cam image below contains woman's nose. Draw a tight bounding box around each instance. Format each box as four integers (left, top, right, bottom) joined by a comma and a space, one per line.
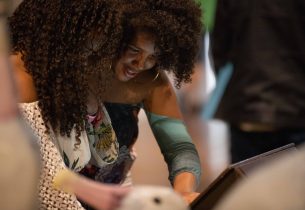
131, 55, 146, 71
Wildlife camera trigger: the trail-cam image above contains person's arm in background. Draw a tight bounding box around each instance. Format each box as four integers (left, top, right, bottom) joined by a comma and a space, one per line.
143, 72, 202, 204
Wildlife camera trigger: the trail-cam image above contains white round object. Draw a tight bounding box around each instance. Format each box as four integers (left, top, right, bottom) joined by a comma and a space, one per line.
117, 186, 189, 210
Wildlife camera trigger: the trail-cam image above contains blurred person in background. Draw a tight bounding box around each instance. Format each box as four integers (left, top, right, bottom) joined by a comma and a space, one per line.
0, 0, 39, 209
214, 144, 305, 210
211, 0, 305, 163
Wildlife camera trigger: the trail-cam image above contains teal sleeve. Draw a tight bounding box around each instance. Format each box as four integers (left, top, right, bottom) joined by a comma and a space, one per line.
145, 111, 202, 186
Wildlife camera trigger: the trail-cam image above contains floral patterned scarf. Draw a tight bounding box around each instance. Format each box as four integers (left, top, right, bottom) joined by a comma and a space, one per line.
52, 103, 119, 172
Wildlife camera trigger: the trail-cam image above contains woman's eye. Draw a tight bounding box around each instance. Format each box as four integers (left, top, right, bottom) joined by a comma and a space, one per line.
127, 45, 140, 54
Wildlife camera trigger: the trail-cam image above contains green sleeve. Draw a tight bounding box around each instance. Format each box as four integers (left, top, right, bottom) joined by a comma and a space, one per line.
145, 111, 202, 186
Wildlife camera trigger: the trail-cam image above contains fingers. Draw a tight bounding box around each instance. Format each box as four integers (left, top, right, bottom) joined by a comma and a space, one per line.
181, 192, 200, 204
93, 187, 129, 210
105, 186, 130, 210
114, 186, 130, 199
74, 181, 130, 210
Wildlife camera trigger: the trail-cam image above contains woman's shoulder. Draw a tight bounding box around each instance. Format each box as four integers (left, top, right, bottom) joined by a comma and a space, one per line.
143, 71, 183, 118
145, 71, 175, 97
10, 54, 38, 103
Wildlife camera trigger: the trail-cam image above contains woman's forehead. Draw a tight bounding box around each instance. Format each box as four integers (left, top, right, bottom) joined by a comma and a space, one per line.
129, 31, 159, 54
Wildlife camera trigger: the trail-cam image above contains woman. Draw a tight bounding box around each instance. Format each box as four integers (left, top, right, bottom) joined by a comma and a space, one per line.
9, 0, 203, 208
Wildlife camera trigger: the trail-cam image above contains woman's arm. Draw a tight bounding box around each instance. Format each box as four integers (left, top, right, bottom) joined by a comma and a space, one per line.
173, 172, 200, 204
143, 73, 202, 203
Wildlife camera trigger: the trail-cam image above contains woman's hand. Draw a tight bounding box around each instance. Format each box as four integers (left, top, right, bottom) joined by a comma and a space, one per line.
180, 191, 200, 204
53, 169, 130, 210
74, 179, 130, 210
173, 172, 200, 204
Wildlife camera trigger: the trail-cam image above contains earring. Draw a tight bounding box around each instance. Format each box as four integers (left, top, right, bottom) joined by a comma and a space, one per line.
151, 70, 160, 82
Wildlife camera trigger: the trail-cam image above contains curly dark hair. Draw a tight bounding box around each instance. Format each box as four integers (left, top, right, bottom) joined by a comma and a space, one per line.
9, 0, 202, 139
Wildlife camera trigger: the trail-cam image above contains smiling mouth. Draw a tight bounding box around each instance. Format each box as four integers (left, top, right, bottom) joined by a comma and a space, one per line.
123, 66, 140, 79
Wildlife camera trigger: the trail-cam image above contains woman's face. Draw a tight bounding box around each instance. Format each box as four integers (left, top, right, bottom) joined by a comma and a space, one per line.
114, 31, 159, 82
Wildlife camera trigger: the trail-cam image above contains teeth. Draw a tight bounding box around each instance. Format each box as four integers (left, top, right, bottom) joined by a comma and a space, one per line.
126, 68, 137, 76
127, 70, 136, 75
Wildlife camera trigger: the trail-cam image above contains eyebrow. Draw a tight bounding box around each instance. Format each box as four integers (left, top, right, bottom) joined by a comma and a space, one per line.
128, 44, 140, 50
128, 44, 158, 56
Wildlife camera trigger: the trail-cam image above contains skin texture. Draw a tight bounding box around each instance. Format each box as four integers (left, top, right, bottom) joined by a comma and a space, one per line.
9, 0, 203, 206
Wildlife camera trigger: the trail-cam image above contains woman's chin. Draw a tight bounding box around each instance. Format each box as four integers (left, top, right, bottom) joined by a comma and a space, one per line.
116, 74, 132, 82
116, 71, 139, 82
